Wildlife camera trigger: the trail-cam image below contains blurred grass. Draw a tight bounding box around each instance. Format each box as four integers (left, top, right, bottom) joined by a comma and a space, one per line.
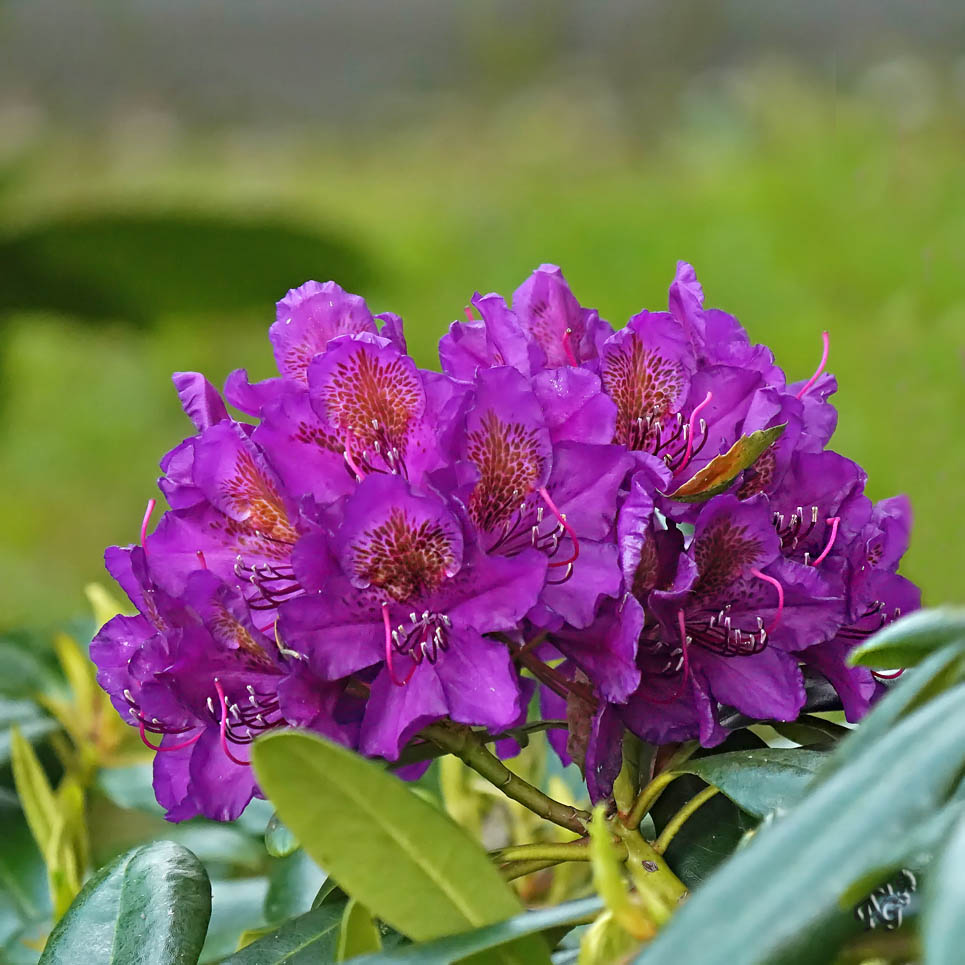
0, 70, 962, 628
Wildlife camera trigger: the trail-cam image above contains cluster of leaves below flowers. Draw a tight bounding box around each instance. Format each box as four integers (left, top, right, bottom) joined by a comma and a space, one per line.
92, 261, 920, 822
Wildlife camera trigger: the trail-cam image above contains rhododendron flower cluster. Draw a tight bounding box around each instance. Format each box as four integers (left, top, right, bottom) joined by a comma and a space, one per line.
92, 264, 919, 821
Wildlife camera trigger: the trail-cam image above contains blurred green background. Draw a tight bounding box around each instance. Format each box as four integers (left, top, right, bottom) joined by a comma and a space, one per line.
0, 1, 963, 630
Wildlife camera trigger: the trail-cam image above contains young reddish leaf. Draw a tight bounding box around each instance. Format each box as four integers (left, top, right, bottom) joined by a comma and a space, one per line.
664, 423, 786, 503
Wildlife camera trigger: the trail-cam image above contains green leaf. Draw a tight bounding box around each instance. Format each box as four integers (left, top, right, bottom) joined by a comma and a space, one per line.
221, 902, 345, 965
848, 607, 965, 669
818, 642, 965, 784
10, 726, 59, 856
265, 812, 299, 858
649, 773, 755, 889
38, 841, 211, 965
633, 682, 965, 965
265, 850, 327, 924
672, 748, 827, 819
252, 731, 549, 965
769, 715, 852, 747
923, 809, 965, 965
664, 423, 786, 502
338, 899, 382, 960
200, 877, 269, 964
344, 897, 603, 964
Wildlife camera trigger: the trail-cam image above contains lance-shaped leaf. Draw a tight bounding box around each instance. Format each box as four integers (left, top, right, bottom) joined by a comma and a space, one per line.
671, 748, 827, 819
344, 897, 603, 965
632, 682, 965, 965
252, 731, 550, 964
924, 811, 965, 965
848, 607, 965, 670
664, 423, 786, 502
222, 902, 345, 965
39, 841, 211, 965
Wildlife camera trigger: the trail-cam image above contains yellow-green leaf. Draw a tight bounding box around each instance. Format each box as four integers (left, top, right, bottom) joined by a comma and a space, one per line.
338, 898, 382, 960
664, 423, 786, 502
252, 731, 549, 964
10, 726, 59, 855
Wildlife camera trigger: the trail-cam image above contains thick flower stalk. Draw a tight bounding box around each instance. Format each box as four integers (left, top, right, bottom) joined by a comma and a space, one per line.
92, 265, 919, 823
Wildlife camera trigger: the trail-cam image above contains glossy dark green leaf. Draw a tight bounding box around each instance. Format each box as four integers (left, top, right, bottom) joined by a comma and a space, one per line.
344, 897, 603, 964
770, 715, 852, 747
252, 731, 549, 964
848, 608, 965, 669
200, 877, 269, 964
265, 850, 327, 924
650, 773, 756, 888
221, 901, 345, 965
265, 813, 299, 858
673, 748, 826, 819
633, 683, 965, 965
923, 809, 965, 964
39, 841, 211, 965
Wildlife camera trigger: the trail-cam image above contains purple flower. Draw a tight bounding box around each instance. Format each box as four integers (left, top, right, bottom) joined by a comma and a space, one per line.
279, 473, 547, 759
92, 549, 356, 821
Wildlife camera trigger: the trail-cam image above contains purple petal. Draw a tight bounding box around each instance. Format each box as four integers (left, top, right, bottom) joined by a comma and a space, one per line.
172, 372, 229, 431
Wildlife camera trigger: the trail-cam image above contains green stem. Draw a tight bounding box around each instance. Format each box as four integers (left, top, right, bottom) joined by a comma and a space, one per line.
499, 858, 563, 881
625, 770, 680, 830
654, 786, 719, 854
392, 719, 567, 768
422, 722, 590, 835
492, 839, 597, 864
613, 822, 688, 916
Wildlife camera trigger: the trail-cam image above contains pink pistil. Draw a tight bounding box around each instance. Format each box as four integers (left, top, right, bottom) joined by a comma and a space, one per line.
382, 602, 417, 687
561, 327, 578, 366
796, 331, 830, 400
539, 487, 581, 567
140, 498, 156, 551
811, 516, 840, 567
214, 678, 250, 766
751, 567, 785, 633
342, 431, 366, 481
138, 721, 203, 753
196, 549, 208, 569
677, 391, 713, 473
872, 668, 906, 680
464, 305, 475, 322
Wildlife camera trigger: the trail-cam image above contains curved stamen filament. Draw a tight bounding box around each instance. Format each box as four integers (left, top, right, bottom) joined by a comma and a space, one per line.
811, 516, 840, 567
138, 721, 202, 753
643, 611, 691, 704
677, 391, 713, 473
214, 678, 251, 766
196, 549, 208, 570
343, 431, 366, 481
751, 568, 784, 633
872, 668, 905, 680
538, 487, 580, 568
382, 602, 417, 686
796, 330, 830, 400
140, 498, 156, 551
561, 327, 578, 366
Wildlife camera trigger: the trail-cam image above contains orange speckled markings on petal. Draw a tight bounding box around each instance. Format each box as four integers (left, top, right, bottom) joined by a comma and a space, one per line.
323, 350, 422, 453
281, 320, 373, 384
222, 451, 298, 545
694, 518, 762, 600
351, 509, 457, 602
601, 335, 688, 447
210, 605, 274, 668
466, 411, 547, 531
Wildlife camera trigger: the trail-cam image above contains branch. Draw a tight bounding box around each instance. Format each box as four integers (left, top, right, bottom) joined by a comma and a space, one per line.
422, 721, 591, 835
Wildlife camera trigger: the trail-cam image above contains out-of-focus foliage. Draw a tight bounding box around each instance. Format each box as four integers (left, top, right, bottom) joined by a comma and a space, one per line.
0, 66, 962, 627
